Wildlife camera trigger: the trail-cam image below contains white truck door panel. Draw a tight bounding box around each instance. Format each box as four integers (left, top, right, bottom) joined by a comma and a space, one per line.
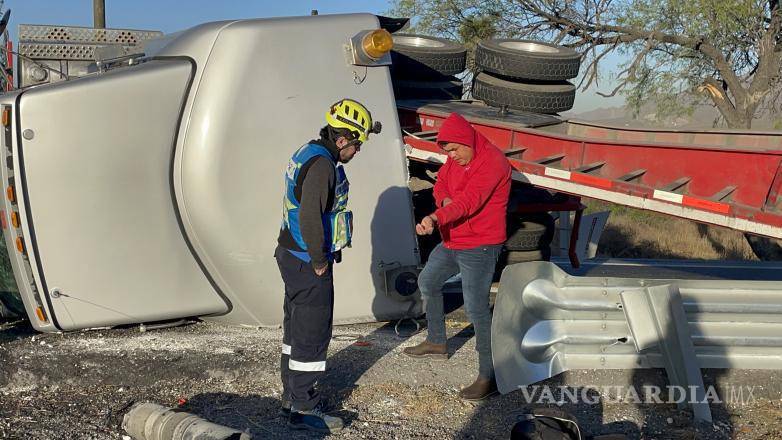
17, 59, 229, 330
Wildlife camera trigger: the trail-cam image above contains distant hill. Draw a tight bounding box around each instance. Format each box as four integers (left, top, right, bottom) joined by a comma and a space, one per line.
561, 104, 782, 131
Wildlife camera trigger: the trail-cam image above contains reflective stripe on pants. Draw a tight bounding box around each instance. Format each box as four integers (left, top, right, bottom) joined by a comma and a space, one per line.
289, 359, 326, 372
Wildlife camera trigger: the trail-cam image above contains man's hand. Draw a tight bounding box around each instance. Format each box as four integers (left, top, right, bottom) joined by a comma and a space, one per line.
442, 197, 452, 207
314, 263, 329, 276
415, 215, 437, 235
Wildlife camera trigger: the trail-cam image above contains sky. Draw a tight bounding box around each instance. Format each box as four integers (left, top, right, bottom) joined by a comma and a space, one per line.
2, 0, 623, 113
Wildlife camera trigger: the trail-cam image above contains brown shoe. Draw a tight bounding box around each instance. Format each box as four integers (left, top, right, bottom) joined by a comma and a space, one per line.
402, 340, 447, 360
458, 377, 498, 401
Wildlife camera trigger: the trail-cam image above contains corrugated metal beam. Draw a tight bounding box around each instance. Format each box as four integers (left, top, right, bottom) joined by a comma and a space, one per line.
492, 262, 782, 398
621, 285, 712, 423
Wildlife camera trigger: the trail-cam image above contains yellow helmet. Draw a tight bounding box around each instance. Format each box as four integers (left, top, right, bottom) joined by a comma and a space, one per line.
325, 99, 378, 143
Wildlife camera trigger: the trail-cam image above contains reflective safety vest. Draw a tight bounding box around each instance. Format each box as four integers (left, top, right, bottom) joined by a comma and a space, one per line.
281, 143, 352, 261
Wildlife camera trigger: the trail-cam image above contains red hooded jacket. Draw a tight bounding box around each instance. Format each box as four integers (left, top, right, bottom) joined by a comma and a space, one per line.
433, 113, 511, 249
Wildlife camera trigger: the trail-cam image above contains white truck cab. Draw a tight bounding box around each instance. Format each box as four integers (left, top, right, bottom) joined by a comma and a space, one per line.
2, 14, 422, 332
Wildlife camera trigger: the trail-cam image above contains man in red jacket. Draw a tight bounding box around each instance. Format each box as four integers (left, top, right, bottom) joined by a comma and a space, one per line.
403, 112, 511, 401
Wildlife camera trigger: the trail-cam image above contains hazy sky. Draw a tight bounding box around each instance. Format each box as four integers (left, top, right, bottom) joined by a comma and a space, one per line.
3, 0, 624, 112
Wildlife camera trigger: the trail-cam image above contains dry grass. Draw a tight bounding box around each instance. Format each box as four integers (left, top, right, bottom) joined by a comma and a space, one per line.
584, 199, 758, 260
346, 382, 458, 420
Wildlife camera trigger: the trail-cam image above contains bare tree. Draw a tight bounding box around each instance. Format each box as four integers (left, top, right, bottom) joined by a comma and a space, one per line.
392, 0, 782, 128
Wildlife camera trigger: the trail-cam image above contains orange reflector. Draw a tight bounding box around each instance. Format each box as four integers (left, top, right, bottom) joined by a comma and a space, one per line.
35, 306, 47, 322
6, 185, 14, 203
1, 108, 9, 127
362, 29, 393, 59
10, 211, 19, 228
15, 236, 24, 253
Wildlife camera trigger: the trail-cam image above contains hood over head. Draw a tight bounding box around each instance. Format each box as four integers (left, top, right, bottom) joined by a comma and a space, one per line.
435, 112, 490, 157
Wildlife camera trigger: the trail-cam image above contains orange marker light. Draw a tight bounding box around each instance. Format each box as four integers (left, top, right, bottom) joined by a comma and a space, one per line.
15, 236, 24, 253
1, 108, 9, 127
10, 211, 19, 228
6, 185, 14, 203
35, 306, 47, 322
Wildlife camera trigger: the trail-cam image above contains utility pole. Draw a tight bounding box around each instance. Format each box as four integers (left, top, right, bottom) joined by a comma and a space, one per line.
93, 0, 106, 28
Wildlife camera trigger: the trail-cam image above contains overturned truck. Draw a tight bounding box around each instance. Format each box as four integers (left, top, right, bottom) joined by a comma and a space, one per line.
2, 14, 782, 422
2, 15, 423, 332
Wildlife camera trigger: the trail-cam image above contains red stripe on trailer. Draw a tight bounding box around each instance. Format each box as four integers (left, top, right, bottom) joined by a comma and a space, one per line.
509, 159, 544, 175
571, 173, 613, 189
404, 136, 440, 153
681, 196, 731, 214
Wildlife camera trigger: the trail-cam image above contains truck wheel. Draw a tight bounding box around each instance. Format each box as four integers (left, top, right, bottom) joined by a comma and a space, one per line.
744, 233, 782, 260
476, 39, 581, 81
390, 34, 467, 79
503, 247, 552, 265
393, 77, 463, 100
505, 213, 555, 251
494, 247, 552, 281
473, 72, 575, 114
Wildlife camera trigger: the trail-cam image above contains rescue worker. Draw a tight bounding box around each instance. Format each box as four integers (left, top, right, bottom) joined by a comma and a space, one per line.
275, 98, 381, 433
402, 112, 511, 401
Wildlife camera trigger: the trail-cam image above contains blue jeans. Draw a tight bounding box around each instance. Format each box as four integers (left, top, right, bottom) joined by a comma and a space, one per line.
419, 242, 502, 379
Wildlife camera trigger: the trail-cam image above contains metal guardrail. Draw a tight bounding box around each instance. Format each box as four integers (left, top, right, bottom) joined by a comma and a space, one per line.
492, 261, 782, 421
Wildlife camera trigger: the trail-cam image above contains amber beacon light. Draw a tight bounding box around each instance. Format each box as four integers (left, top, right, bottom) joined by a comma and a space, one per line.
362, 29, 393, 59
350, 29, 393, 66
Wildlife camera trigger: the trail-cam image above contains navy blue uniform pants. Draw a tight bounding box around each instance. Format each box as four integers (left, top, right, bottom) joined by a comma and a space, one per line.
275, 245, 334, 411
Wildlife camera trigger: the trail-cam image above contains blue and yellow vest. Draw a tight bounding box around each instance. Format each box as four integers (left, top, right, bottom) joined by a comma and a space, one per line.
282, 143, 352, 262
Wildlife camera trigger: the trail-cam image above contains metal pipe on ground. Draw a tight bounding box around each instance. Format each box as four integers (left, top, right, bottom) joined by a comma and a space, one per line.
122, 402, 251, 440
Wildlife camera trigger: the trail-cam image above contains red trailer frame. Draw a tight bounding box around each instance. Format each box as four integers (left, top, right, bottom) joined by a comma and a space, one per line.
399, 101, 782, 243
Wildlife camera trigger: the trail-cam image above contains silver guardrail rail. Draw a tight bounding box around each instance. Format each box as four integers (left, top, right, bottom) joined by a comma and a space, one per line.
492, 261, 782, 422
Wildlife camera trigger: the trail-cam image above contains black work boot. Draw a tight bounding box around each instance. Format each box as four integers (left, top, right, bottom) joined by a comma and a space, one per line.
402, 340, 448, 360
458, 376, 498, 401
288, 401, 344, 433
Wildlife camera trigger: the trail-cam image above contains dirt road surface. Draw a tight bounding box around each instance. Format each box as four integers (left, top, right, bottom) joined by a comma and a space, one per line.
1, 319, 781, 439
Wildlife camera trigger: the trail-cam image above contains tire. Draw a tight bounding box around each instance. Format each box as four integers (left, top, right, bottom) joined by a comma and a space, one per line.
476, 39, 581, 81
390, 34, 467, 79
505, 213, 555, 251
473, 72, 575, 114
393, 77, 463, 100
744, 233, 782, 260
504, 248, 552, 265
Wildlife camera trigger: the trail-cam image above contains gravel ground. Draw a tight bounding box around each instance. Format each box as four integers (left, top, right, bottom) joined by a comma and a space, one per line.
1, 318, 781, 439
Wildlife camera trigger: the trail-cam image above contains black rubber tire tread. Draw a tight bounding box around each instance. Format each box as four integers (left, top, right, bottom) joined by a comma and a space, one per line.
390, 34, 467, 79
473, 72, 575, 114
393, 77, 463, 100
476, 39, 581, 81
744, 233, 782, 260
505, 247, 552, 265
505, 213, 555, 251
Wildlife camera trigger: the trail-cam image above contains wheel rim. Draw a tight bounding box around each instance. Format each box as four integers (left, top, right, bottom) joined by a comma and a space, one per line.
394, 36, 446, 48
498, 41, 560, 54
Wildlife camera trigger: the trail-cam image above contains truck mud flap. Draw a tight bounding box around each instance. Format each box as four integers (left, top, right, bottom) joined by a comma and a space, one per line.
492, 261, 782, 395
